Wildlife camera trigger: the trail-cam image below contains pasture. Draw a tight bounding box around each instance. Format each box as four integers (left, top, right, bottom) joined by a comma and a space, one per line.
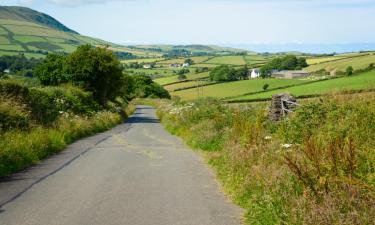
204, 55, 246, 65
154, 72, 210, 85
172, 78, 307, 100
231, 70, 375, 101
306, 53, 375, 72
164, 80, 211, 91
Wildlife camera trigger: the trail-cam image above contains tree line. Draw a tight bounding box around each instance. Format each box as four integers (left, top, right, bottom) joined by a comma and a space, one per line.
34, 45, 170, 106
260, 55, 308, 78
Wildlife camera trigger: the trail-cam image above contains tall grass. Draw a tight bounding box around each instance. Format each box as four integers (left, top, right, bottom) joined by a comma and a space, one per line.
0, 111, 123, 176
155, 93, 375, 224
0, 79, 136, 177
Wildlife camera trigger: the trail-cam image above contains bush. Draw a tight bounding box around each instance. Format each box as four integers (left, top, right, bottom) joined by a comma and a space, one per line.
155, 94, 375, 224
0, 98, 30, 132
0, 80, 98, 124
0, 111, 122, 176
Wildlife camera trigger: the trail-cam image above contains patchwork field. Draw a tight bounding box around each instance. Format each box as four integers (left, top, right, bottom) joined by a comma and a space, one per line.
154, 72, 210, 85
230, 70, 375, 101
306, 53, 375, 72
172, 78, 308, 100
204, 55, 246, 65
164, 80, 211, 91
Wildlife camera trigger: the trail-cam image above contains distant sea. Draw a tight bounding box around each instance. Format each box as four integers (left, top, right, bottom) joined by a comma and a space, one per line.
226, 43, 375, 54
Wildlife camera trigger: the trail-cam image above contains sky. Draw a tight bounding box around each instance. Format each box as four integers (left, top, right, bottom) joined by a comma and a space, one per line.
1, 0, 375, 52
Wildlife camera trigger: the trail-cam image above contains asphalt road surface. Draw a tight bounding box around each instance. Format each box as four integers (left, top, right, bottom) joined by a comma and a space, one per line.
0, 105, 243, 225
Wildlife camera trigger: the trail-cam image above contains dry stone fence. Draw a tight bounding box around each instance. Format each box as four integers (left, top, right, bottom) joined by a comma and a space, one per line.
269, 93, 299, 121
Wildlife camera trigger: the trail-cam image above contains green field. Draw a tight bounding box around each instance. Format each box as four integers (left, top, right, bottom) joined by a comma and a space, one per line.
230, 70, 375, 101
306, 55, 348, 65
164, 80, 211, 91
154, 72, 210, 85
122, 58, 164, 64
204, 55, 246, 65
306, 54, 375, 72
13, 35, 46, 43
0, 18, 153, 58
172, 78, 307, 100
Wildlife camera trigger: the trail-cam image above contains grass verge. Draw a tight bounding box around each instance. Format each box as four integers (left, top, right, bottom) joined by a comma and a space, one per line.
151, 94, 375, 224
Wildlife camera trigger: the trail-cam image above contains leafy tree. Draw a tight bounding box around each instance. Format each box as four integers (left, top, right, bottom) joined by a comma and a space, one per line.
260, 65, 272, 79
184, 58, 194, 65
178, 68, 190, 75
235, 65, 249, 80
132, 75, 170, 99
209, 65, 235, 81
368, 63, 374, 70
262, 55, 308, 73
178, 74, 187, 81
64, 45, 126, 105
346, 66, 354, 76
34, 54, 67, 85
263, 83, 269, 91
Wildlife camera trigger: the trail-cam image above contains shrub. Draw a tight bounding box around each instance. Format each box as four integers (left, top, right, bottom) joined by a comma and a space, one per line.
155, 94, 375, 224
0, 98, 30, 132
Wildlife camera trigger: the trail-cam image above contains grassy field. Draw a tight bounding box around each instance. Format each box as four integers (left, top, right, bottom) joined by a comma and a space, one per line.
0, 18, 152, 58
204, 55, 246, 65
154, 72, 210, 85
306, 53, 375, 72
157, 56, 212, 65
122, 58, 164, 63
164, 80, 211, 91
231, 70, 375, 101
172, 78, 308, 100
306, 55, 349, 65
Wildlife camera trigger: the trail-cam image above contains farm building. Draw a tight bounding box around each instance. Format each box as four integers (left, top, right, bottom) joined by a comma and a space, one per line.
143, 64, 152, 69
249, 69, 260, 78
182, 63, 190, 67
271, 70, 310, 79
170, 63, 181, 68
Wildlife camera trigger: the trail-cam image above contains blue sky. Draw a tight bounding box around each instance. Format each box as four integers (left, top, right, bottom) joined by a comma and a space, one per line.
2, 0, 375, 48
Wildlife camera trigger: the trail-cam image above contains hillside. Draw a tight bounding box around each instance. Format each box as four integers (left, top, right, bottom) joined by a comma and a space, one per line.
0, 6, 78, 34
0, 6, 146, 58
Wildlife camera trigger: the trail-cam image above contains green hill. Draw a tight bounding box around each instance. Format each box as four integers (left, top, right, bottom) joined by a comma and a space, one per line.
0, 6, 140, 58
0, 6, 78, 34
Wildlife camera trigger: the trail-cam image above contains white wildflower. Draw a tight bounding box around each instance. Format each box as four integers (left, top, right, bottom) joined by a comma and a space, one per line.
281, 143, 293, 149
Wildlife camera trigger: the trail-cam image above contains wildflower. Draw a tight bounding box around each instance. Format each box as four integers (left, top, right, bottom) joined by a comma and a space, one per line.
281, 143, 292, 148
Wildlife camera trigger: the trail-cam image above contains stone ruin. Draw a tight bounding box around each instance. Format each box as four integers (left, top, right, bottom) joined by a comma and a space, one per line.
268, 93, 298, 121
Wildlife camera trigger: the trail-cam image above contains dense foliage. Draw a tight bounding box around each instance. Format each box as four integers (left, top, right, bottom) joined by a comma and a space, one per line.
34, 45, 169, 105
209, 65, 248, 81
260, 55, 308, 78
156, 94, 375, 224
0, 54, 42, 76
132, 75, 170, 99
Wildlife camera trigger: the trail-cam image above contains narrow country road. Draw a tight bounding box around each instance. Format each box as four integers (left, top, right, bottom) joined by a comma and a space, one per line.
0, 105, 243, 225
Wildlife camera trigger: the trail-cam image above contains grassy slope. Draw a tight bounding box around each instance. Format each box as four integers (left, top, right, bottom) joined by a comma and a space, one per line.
232, 70, 375, 101
204, 55, 246, 65
172, 78, 307, 100
154, 72, 210, 85
306, 53, 375, 72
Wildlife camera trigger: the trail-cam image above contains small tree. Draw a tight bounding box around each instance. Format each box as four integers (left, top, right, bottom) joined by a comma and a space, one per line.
263, 83, 269, 91
178, 74, 187, 81
346, 66, 354, 76
184, 58, 194, 65
368, 63, 374, 70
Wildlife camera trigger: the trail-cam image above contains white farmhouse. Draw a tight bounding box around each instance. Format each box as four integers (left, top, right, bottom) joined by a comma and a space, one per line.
182, 63, 190, 67
250, 69, 260, 78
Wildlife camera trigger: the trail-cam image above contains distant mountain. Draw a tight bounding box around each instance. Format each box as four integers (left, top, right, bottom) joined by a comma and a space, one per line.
129, 44, 251, 56
0, 6, 149, 59
0, 6, 78, 34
